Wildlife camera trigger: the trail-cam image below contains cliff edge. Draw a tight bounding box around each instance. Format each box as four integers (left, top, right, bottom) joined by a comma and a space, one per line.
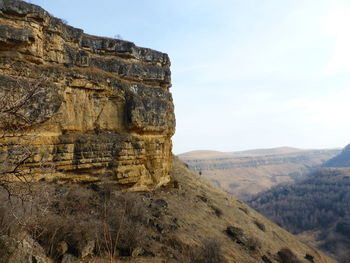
0, 0, 175, 190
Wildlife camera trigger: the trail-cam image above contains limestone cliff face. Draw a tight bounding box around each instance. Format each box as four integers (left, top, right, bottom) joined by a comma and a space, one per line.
0, 0, 175, 189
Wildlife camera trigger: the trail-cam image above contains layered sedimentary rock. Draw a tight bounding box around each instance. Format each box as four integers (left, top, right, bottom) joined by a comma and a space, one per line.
0, 0, 175, 189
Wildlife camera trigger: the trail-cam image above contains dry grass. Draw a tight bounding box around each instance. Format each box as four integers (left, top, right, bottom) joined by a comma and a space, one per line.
0, 182, 149, 261
277, 248, 303, 263
0, 157, 337, 263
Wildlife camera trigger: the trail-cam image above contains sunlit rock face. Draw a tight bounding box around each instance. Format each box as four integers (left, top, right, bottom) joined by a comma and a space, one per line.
0, 0, 175, 190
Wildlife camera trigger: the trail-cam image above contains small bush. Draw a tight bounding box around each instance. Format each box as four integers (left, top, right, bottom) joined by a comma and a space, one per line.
211, 205, 223, 217
262, 255, 273, 263
305, 253, 315, 263
277, 248, 302, 263
254, 220, 266, 231
246, 236, 262, 251
170, 237, 227, 263
0, 183, 150, 261
96, 192, 148, 257
239, 207, 249, 215
193, 238, 227, 263
225, 226, 245, 244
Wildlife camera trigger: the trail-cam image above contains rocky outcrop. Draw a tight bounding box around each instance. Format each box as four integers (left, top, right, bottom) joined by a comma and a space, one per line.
0, 233, 50, 263
0, 0, 175, 189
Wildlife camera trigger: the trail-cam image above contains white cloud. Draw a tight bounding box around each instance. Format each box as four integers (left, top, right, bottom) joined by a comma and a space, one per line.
285, 88, 350, 127
322, 5, 350, 73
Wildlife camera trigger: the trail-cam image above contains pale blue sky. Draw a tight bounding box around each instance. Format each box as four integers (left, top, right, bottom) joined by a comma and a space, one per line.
29, 0, 350, 153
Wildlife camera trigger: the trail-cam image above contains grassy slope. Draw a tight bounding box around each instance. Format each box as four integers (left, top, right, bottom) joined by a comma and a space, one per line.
0, 157, 337, 263
143, 157, 337, 263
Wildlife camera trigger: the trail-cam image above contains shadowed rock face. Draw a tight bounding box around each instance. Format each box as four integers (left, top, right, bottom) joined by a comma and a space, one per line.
0, 0, 175, 190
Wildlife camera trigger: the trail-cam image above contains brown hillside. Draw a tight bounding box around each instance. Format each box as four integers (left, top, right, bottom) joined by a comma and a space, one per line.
0, 157, 337, 263
179, 148, 339, 199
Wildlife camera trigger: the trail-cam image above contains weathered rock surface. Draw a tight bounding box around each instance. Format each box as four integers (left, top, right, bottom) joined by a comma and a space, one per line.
0, 233, 50, 263
0, 0, 175, 189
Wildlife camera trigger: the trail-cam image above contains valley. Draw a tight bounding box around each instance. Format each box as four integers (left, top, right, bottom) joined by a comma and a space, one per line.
0, 1, 347, 262
248, 167, 350, 263
179, 147, 339, 200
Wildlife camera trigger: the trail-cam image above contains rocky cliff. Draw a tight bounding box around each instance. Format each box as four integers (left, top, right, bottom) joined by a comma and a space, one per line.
0, 0, 175, 190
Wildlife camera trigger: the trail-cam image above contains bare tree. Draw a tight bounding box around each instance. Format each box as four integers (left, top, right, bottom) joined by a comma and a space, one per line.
0, 74, 61, 198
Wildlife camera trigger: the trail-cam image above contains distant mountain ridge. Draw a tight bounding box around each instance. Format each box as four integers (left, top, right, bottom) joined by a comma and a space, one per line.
181, 147, 305, 159
179, 147, 340, 199
230, 146, 306, 155
323, 144, 350, 167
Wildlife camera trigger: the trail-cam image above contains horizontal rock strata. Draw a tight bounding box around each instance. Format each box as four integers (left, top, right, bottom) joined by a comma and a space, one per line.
0, 0, 175, 189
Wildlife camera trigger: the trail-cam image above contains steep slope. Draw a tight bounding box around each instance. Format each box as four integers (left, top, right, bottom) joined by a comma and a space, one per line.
179, 148, 339, 199
248, 168, 350, 262
323, 144, 350, 167
0, 157, 337, 263
0, 0, 175, 190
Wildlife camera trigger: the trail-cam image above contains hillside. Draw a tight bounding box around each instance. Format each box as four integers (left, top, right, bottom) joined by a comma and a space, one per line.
323, 144, 350, 167
0, 1, 342, 263
179, 148, 339, 200
248, 168, 350, 263
230, 147, 305, 155
0, 157, 337, 263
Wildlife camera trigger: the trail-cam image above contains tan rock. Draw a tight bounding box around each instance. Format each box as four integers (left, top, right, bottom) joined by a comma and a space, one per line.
0, 0, 175, 190
56, 241, 68, 257
80, 240, 95, 258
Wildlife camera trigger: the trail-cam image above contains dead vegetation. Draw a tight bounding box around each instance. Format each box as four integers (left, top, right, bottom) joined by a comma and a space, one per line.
0, 74, 61, 198
0, 181, 232, 263
0, 182, 150, 261
191, 238, 228, 263
0, 157, 338, 263
277, 248, 303, 263
0, 94, 337, 263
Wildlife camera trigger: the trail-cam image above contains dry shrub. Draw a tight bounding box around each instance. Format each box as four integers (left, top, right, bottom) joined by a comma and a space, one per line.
166, 236, 227, 263
193, 238, 227, 263
305, 254, 315, 263
0, 196, 24, 236
254, 220, 266, 232
0, 186, 48, 237
96, 192, 148, 258
277, 248, 302, 263
246, 236, 262, 251
0, 182, 149, 261
239, 207, 249, 215
210, 205, 223, 217
30, 213, 100, 257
